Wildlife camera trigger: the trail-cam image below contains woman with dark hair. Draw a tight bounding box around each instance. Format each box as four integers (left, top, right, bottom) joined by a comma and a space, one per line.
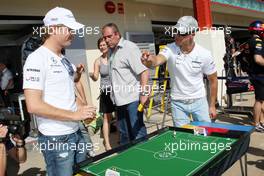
90, 37, 115, 151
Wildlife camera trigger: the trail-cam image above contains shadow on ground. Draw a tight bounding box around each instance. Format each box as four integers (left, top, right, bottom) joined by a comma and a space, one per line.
18, 167, 46, 176
247, 146, 264, 170
247, 160, 264, 171
217, 113, 253, 126
248, 146, 264, 157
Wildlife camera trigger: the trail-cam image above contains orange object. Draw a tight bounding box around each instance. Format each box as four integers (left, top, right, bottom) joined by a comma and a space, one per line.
193, 0, 212, 29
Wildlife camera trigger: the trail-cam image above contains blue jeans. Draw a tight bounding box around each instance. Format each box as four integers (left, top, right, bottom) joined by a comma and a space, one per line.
38, 130, 88, 176
116, 101, 147, 145
79, 122, 94, 157
171, 97, 211, 127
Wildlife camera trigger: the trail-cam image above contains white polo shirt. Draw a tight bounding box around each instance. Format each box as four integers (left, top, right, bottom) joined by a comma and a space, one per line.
23, 46, 78, 136
159, 42, 216, 100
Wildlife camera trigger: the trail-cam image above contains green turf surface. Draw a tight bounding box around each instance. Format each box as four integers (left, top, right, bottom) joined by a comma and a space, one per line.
81, 130, 237, 176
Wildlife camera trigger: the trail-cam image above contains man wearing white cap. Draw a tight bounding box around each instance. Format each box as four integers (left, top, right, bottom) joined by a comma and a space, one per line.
141, 16, 218, 127
23, 7, 96, 176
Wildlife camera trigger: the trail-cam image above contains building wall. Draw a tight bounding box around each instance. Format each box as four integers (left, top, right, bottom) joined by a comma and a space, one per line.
0, 0, 262, 107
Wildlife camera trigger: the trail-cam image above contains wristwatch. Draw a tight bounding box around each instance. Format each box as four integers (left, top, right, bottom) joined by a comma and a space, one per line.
140, 91, 149, 96
0, 137, 6, 143
16, 140, 25, 148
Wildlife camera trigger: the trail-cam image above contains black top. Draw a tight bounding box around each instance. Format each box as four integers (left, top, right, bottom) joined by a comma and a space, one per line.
247, 36, 264, 75
5, 137, 14, 151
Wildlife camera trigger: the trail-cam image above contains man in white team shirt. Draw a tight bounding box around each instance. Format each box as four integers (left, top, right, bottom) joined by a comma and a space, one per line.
141, 16, 218, 127
23, 7, 96, 176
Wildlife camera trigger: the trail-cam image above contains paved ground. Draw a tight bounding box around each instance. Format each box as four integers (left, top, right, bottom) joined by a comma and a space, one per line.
15, 92, 264, 176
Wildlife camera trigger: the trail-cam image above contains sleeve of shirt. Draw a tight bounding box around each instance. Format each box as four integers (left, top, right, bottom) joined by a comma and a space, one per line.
6, 70, 13, 80
1, 73, 12, 90
23, 53, 46, 90
158, 45, 173, 61
127, 45, 148, 75
202, 52, 217, 75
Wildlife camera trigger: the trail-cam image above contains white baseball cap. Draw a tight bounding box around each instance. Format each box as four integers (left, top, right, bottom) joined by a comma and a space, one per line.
43, 7, 84, 30
175, 16, 199, 34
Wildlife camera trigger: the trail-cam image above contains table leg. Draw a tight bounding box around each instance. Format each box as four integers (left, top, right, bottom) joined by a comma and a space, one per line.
240, 157, 245, 176
240, 153, 248, 176
245, 154, 248, 176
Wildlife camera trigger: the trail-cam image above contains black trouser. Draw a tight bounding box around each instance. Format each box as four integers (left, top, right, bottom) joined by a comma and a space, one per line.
0, 89, 12, 107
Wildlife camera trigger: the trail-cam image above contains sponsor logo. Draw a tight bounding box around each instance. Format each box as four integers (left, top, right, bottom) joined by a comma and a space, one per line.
192, 61, 202, 64
26, 68, 40, 72
66, 14, 74, 18
50, 18, 58, 21
53, 70, 63, 73
25, 76, 40, 82
50, 64, 62, 67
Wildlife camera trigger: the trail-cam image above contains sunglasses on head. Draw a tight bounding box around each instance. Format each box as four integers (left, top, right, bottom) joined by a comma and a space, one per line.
61, 57, 74, 76
177, 33, 190, 37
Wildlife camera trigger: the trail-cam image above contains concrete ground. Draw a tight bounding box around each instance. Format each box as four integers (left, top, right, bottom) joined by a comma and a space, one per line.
16, 92, 264, 176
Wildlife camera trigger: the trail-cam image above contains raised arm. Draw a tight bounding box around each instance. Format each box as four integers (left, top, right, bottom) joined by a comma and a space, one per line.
74, 64, 85, 82
141, 51, 167, 68
75, 80, 88, 106
89, 58, 100, 81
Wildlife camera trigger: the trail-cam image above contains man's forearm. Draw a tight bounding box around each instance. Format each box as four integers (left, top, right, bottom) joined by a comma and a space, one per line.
152, 54, 167, 67
209, 77, 218, 107
0, 144, 6, 176
74, 73, 81, 82
143, 54, 167, 68
140, 69, 149, 93
75, 81, 87, 105
17, 147, 27, 163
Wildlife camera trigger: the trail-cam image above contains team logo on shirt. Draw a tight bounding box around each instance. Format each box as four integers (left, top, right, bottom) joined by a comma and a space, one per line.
50, 57, 57, 64
50, 57, 61, 67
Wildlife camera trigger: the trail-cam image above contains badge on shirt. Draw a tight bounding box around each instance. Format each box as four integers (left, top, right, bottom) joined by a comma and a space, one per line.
256, 43, 262, 50
50, 57, 57, 64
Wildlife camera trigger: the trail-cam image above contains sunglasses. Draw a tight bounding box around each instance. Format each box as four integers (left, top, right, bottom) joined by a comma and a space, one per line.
176, 33, 190, 37
61, 57, 74, 76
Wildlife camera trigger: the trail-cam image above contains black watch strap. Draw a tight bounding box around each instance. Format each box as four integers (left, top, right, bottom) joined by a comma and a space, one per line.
0, 137, 6, 143
16, 141, 25, 148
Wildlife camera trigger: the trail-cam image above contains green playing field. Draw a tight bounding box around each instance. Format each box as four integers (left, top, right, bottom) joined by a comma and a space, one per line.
80, 130, 237, 176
